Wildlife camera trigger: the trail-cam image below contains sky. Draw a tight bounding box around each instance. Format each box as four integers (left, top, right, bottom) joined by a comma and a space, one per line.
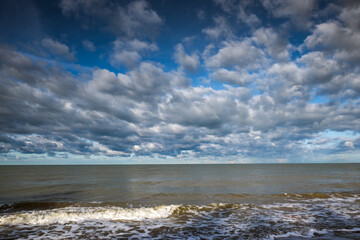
0, 0, 360, 164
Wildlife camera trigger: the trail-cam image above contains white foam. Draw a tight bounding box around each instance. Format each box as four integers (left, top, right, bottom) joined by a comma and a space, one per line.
0, 205, 179, 225
268, 229, 329, 240
338, 227, 360, 232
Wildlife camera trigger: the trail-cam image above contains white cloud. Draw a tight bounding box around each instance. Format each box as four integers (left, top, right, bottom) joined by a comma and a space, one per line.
110, 50, 142, 69
344, 141, 354, 148
174, 44, 200, 73
205, 39, 266, 70
110, 39, 158, 68
2, 1, 360, 163
211, 68, 251, 86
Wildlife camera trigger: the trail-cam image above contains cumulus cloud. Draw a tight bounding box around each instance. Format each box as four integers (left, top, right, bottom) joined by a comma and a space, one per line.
1, 1, 360, 163
112, 0, 163, 38
338, 2, 360, 30
60, 0, 163, 38
202, 16, 232, 39
252, 27, 290, 61
214, 0, 260, 27
41, 38, 75, 61
205, 39, 267, 70
1, 41, 360, 160
211, 68, 252, 86
110, 39, 158, 68
261, 0, 315, 29
174, 44, 200, 73
305, 21, 360, 63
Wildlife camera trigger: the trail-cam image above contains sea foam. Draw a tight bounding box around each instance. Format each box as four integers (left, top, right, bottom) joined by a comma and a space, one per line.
0, 205, 179, 225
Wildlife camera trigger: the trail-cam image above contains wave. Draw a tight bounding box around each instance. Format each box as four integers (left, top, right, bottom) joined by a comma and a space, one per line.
0, 194, 359, 239
0, 205, 180, 225
1, 193, 359, 226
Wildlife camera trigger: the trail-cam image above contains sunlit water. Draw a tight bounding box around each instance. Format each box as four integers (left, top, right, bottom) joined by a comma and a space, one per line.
0, 164, 359, 239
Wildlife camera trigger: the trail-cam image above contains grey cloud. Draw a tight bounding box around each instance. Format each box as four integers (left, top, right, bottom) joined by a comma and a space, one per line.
305, 21, 360, 63
174, 44, 200, 73
0, 44, 78, 97
2, 1, 360, 163
60, 0, 108, 16
261, 0, 315, 29
214, 0, 260, 27
213, 0, 234, 13
41, 38, 75, 61
211, 68, 252, 86
205, 39, 267, 71
266, 49, 360, 102
237, 6, 261, 27
114, 0, 163, 38
202, 16, 232, 39
82, 40, 95, 51
298, 51, 343, 84
159, 87, 250, 131
252, 27, 290, 61
60, 0, 163, 38
338, 2, 360, 31
109, 39, 158, 68
123, 39, 158, 52
110, 50, 142, 69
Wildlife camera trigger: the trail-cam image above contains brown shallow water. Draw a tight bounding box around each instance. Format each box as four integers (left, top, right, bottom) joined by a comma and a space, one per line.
0, 164, 359, 239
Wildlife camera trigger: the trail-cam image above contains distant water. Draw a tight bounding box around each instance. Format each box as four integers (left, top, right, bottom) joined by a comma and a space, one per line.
0, 164, 359, 239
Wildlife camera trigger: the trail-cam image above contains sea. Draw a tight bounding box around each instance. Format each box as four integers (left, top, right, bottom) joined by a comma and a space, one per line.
0, 164, 359, 239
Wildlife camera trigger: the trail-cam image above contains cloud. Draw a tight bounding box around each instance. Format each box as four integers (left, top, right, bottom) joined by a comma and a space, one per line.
214, 0, 260, 27
237, 6, 261, 27
60, 0, 108, 16
211, 68, 252, 86
82, 40, 95, 51
174, 44, 200, 73
110, 50, 141, 69
252, 27, 290, 61
1, 41, 359, 160
60, 0, 163, 38
113, 0, 163, 38
1, 1, 360, 163
344, 140, 354, 148
41, 38, 75, 61
197, 9, 206, 20
109, 39, 158, 68
202, 16, 232, 39
261, 0, 315, 29
305, 21, 360, 64
338, 1, 360, 31
205, 39, 267, 71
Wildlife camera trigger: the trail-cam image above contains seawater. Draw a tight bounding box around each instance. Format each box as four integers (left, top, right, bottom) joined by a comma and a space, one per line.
0, 164, 359, 239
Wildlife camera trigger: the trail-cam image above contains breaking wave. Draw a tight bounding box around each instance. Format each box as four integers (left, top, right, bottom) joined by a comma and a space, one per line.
0, 205, 179, 225
0, 193, 359, 239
